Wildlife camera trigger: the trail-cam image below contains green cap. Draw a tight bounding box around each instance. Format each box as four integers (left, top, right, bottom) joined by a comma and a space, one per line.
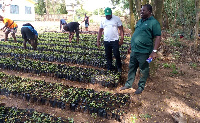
104, 7, 112, 15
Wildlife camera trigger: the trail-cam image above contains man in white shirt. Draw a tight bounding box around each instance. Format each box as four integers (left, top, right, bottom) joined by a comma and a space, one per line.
97, 7, 124, 72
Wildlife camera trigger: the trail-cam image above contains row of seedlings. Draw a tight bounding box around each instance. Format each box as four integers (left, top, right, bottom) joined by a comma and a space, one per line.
2, 37, 129, 68
0, 57, 121, 87
16, 32, 131, 52
0, 72, 130, 121
0, 106, 74, 123
0, 45, 107, 68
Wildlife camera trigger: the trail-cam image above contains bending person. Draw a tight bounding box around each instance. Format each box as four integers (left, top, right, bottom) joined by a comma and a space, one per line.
63, 22, 80, 43
0, 15, 18, 43
21, 23, 38, 50
60, 19, 67, 32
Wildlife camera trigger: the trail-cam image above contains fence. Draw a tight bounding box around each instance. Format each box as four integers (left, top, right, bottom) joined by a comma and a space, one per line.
35, 14, 70, 21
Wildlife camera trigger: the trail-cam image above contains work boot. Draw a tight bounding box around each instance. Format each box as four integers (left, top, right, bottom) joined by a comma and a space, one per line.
135, 88, 143, 94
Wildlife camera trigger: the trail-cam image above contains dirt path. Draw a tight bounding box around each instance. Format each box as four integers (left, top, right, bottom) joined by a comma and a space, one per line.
0, 21, 200, 123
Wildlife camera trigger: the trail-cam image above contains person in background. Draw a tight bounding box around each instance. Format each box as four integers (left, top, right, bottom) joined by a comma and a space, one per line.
21, 23, 38, 50
0, 15, 18, 43
60, 18, 67, 32
82, 14, 89, 31
63, 22, 80, 43
97, 7, 124, 72
120, 4, 161, 94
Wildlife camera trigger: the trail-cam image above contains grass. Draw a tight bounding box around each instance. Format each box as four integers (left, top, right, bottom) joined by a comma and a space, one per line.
162, 63, 179, 75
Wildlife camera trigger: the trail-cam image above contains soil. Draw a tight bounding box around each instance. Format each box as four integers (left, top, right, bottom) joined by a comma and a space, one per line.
0, 21, 200, 123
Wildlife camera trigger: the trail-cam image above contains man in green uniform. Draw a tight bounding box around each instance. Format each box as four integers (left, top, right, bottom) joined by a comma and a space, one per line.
120, 4, 161, 94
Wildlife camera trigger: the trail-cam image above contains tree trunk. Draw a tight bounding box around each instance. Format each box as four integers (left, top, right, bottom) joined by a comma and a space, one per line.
194, 0, 200, 51
135, 0, 141, 20
150, 0, 164, 77
162, 10, 169, 30
45, 0, 49, 21
153, 0, 164, 28
180, 0, 185, 34
51, 1, 56, 21
129, 0, 135, 35
141, 0, 148, 5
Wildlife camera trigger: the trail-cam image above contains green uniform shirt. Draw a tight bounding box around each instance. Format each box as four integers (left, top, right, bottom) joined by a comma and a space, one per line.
131, 16, 161, 53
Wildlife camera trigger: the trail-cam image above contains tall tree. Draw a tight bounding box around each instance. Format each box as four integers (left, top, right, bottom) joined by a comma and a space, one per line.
141, 0, 148, 5
58, 0, 68, 14
129, 0, 135, 35
35, 0, 46, 16
194, 0, 200, 51
111, 0, 135, 34
135, 0, 141, 20
93, 8, 104, 15
45, 0, 49, 20
153, 0, 164, 28
149, 0, 164, 76
113, 9, 123, 17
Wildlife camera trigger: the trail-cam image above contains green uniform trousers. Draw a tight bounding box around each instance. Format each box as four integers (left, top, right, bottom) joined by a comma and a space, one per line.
125, 52, 150, 90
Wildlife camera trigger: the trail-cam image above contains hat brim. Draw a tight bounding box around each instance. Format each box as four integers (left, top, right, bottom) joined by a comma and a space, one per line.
105, 12, 112, 16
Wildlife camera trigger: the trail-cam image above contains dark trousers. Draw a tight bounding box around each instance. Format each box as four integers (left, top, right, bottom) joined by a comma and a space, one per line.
104, 40, 122, 70
125, 52, 150, 90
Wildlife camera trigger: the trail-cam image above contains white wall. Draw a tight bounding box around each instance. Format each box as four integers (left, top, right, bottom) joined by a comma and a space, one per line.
0, 0, 35, 21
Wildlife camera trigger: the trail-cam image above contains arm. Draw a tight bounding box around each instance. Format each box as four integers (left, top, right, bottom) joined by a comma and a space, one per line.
60, 20, 62, 31
97, 28, 103, 48
149, 36, 161, 60
127, 45, 131, 54
82, 17, 86, 23
1, 22, 8, 31
118, 25, 124, 46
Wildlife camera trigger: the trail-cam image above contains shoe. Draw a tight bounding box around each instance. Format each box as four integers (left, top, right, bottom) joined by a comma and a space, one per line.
120, 86, 129, 90
135, 88, 143, 94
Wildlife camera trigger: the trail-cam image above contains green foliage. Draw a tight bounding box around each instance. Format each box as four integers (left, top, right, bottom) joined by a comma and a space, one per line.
75, 8, 88, 17
162, 63, 179, 74
162, 63, 170, 68
35, 0, 46, 16
111, 0, 129, 10
113, 9, 122, 17
35, 0, 67, 15
75, 8, 92, 21
93, 8, 104, 15
173, 51, 181, 59
130, 114, 137, 123
171, 64, 179, 74
189, 62, 197, 68
58, 3, 68, 14
165, 37, 182, 47
163, 0, 196, 35
139, 113, 151, 119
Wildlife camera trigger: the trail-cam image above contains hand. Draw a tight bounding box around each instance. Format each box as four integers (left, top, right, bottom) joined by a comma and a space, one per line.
118, 40, 123, 46
127, 46, 131, 54
118, 38, 123, 46
127, 48, 131, 54
149, 52, 157, 60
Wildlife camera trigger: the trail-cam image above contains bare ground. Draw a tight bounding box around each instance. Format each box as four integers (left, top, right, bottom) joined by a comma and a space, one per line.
0, 21, 200, 123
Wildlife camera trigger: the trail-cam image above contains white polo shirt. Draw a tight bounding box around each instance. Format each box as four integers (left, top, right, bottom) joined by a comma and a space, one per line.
100, 15, 122, 41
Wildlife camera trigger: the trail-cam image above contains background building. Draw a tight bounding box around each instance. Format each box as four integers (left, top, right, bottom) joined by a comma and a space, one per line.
0, 0, 36, 21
